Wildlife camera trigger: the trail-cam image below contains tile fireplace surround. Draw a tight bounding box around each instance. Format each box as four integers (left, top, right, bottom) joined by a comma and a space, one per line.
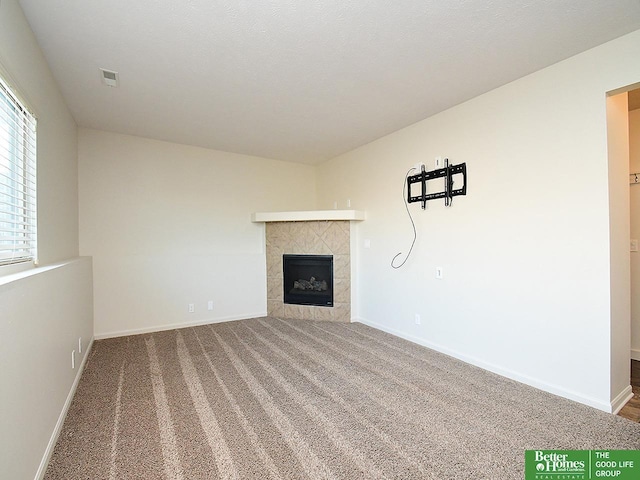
252, 210, 365, 322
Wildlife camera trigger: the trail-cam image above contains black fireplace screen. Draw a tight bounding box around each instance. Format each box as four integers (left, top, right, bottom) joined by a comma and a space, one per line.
283, 254, 333, 307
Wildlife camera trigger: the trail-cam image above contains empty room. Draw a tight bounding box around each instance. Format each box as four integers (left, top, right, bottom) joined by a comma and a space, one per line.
3, 0, 640, 478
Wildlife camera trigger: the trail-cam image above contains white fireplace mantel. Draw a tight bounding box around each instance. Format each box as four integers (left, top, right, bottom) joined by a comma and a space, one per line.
251, 210, 365, 223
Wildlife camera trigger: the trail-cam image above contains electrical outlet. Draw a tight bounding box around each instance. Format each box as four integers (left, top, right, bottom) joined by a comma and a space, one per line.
415, 314, 421, 325
436, 267, 443, 279
347, 199, 351, 208
207, 300, 214, 311
71, 350, 75, 369
188, 303, 195, 313
435, 156, 443, 168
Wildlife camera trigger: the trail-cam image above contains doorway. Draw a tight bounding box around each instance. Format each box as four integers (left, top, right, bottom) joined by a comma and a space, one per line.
607, 86, 637, 414
609, 85, 640, 415
618, 360, 640, 421
629, 89, 640, 366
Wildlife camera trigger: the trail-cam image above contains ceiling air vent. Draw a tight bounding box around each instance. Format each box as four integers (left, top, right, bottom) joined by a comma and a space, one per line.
99, 68, 119, 87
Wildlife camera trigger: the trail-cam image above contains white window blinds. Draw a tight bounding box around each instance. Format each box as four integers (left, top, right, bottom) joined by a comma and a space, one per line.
0, 76, 37, 266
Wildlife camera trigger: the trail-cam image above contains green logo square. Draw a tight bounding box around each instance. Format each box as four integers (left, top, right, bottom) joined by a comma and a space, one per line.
525, 450, 640, 480
526, 450, 588, 479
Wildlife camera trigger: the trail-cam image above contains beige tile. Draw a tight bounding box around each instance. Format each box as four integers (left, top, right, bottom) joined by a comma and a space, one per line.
288, 240, 308, 254
289, 222, 307, 239
283, 303, 305, 320
335, 221, 350, 235
296, 228, 319, 253
283, 303, 319, 320
332, 303, 351, 322
265, 225, 275, 238
266, 234, 289, 252
333, 278, 350, 304
267, 276, 283, 301
267, 254, 283, 278
302, 237, 325, 255
268, 226, 293, 250
309, 220, 332, 237
333, 254, 350, 280
265, 223, 283, 241
321, 222, 350, 254
313, 306, 334, 321
267, 300, 284, 317
300, 305, 315, 321
270, 222, 293, 237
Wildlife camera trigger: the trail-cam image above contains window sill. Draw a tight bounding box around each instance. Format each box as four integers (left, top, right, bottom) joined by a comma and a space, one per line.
0, 258, 82, 287
0, 261, 36, 276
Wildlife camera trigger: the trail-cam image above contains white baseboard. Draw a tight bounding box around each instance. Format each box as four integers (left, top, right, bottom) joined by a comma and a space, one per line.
94, 312, 267, 340
35, 338, 95, 480
631, 349, 640, 362
353, 317, 615, 413
611, 385, 634, 415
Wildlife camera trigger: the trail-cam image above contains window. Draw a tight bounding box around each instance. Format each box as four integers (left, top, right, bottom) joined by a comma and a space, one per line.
0, 75, 37, 267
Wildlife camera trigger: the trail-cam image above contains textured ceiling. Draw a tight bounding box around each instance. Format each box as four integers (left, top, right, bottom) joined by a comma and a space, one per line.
18, 0, 640, 164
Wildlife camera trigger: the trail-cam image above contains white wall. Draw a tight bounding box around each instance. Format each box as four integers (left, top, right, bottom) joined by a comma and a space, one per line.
0, 259, 93, 480
79, 129, 317, 338
0, 2, 78, 265
0, 1, 93, 479
631, 108, 640, 360
317, 29, 640, 412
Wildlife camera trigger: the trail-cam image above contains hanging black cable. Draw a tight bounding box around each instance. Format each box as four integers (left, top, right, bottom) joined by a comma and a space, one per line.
391, 167, 417, 269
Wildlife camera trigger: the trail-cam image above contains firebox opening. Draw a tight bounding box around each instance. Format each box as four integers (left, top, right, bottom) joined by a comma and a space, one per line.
283, 254, 333, 307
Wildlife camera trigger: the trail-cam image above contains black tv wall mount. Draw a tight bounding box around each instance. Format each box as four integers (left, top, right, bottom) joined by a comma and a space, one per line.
407, 159, 467, 208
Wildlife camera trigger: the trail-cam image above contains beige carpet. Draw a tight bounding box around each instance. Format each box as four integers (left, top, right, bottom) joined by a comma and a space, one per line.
45, 317, 640, 479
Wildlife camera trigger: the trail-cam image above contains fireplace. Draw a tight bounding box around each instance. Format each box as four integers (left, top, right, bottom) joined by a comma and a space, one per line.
259, 218, 357, 322
283, 254, 333, 307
